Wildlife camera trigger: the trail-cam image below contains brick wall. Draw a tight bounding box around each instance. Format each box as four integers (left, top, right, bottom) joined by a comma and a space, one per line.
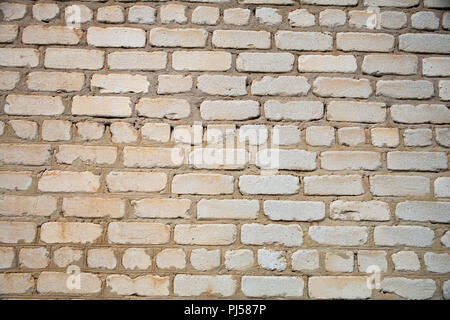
0, 0, 449, 299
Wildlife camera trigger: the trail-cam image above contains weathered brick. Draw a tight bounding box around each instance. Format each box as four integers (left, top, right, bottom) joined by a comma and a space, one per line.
192, 6, 220, 25
399, 34, 450, 54
0, 222, 36, 244
251, 76, 310, 96
330, 200, 390, 221
87, 27, 146, 48
337, 33, 395, 52
225, 250, 254, 271
392, 251, 420, 272
172, 173, 234, 195
327, 101, 386, 123
0, 48, 39, 68
370, 175, 430, 197
53, 247, 83, 268
213, 30, 270, 49
42, 120, 72, 142
108, 51, 167, 70
174, 275, 236, 297
241, 223, 303, 247
23, 26, 82, 45
123, 147, 183, 168
0, 247, 15, 269
265, 100, 324, 121
37, 272, 101, 295
292, 250, 319, 271
62, 197, 125, 218
150, 28, 207, 47
19, 247, 49, 269
0, 195, 56, 216
0, 144, 51, 166
156, 248, 186, 269
41, 222, 102, 244
242, 276, 303, 297
289, 9, 315, 27
27, 72, 85, 92
110, 122, 138, 144
45, 48, 104, 70
174, 224, 237, 245
172, 51, 231, 71
38, 171, 100, 193
5, 95, 64, 116
0, 25, 18, 43
0, 173, 32, 191
0, 273, 34, 294
298, 55, 356, 73
132, 198, 191, 219
362, 55, 418, 75
200, 100, 259, 120
106, 171, 167, 192
33, 3, 59, 22
239, 175, 300, 195
76, 122, 105, 141
374, 226, 434, 247
108, 222, 170, 244
313, 77, 372, 98
309, 277, 371, 299
198, 199, 259, 220
136, 98, 190, 119
107, 275, 169, 296
56, 145, 116, 165
236, 53, 294, 72
391, 104, 450, 124
376, 80, 433, 99
97, 5, 124, 23
190, 249, 220, 271
0, 3, 27, 21
9, 120, 37, 140
275, 31, 332, 51
321, 151, 381, 171
325, 251, 353, 272
304, 175, 364, 195
0, 71, 20, 90
256, 149, 317, 170
387, 151, 448, 171
122, 248, 151, 270
264, 200, 325, 221
381, 278, 436, 300
91, 73, 149, 93
306, 126, 335, 147
396, 201, 450, 223
309, 226, 368, 246
128, 5, 156, 24
197, 75, 246, 96
72, 96, 132, 117
435, 177, 450, 197
87, 248, 117, 269
423, 57, 450, 77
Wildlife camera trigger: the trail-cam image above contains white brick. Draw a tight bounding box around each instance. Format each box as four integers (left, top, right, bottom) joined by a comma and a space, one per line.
256, 149, 317, 171
33, 3, 59, 22
189, 148, 248, 170
0, 195, 56, 216
424, 0, 450, 8
197, 199, 259, 220
256, 8, 282, 25
370, 175, 430, 197
128, 5, 155, 24
309, 226, 368, 246
91, 73, 149, 93
239, 175, 299, 195
258, 249, 287, 271
110, 122, 139, 144
357, 250, 387, 273
374, 226, 434, 247
225, 250, 254, 271
0, 222, 36, 244
321, 151, 381, 170
87, 248, 117, 270
396, 201, 450, 223
0, 173, 32, 191
364, 0, 419, 6
338, 127, 365, 146
224, 8, 250, 25
376, 80, 433, 99
9, 120, 37, 140
337, 33, 395, 52
38, 171, 100, 193
399, 34, 450, 54
0, 247, 15, 269
440, 80, 450, 101
172, 173, 234, 195
200, 100, 259, 120
63, 197, 125, 218
298, 55, 357, 73
288, 9, 315, 27
264, 200, 325, 222
309, 277, 371, 299
371, 128, 399, 147
174, 275, 236, 297
304, 175, 364, 195
423, 57, 450, 77
241, 223, 303, 247
387, 151, 448, 171
141, 123, 171, 142
272, 125, 301, 145
76, 122, 104, 141
0, 3, 27, 21
190, 249, 220, 271
53, 247, 83, 268
45, 48, 104, 70
251, 76, 310, 96
380, 11, 407, 29
242, 276, 303, 298
325, 251, 354, 272
107, 222, 170, 244
319, 9, 346, 27
27, 71, 85, 92
362, 55, 417, 75
381, 278, 436, 300
174, 224, 236, 245
330, 200, 390, 221
156, 249, 186, 269
108, 51, 167, 70
42, 120, 72, 142
23, 26, 82, 45
275, 31, 332, 51
160, 4, 187, 24
0, 273, 34, 294
236, 53, 294, 72
435, 177, 450, 198
172, 51, 231, 71
304, 0, 357, 4
192, 6, 219, 25
0, 48, 39, 68
265, 100, 324, 121
404, 128, 432, 147
136, 98, 190, 119
391, 104, 450, 124
313, 77, 372, 98
87, 27, 146, 47
327, 101, 386, 123
291, 250, 319, 271
0, 71, 20, 90
150, 28, 207, 47
0, 25, 18, 43
197, 75, 246, 96
411, 11, 439, 30
72, 95, 132, 118
122, 248, 151, 270
157, 75, 192, 94
97, 5, 124, 23
107, 275, 169, 297
5, 95, 64, 116
306, 126, 335, 146
0, 144, 51, 166
106, 171, 167, 192
123, 147, 183, 168
132, 198, 191, 219
41, 222, 102, 244
19, 247, 49, 269
65, 5, 93, 24
392, 251, 420, 271
424, 252, 450, 273
213, 30, 270, 49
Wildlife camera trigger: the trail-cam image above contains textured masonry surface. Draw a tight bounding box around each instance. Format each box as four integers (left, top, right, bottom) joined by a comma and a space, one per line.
0, 0, 449, 300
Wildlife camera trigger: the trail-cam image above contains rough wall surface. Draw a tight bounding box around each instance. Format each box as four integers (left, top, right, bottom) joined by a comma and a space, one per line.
0, 0, 449, 300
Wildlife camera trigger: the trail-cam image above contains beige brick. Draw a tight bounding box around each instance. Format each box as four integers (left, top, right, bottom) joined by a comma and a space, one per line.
387, 151, 447, 171
41, 222, 102, 244
371, 128, 399, 147
0, 273, 34, 294
225, 249, 254, 271
392, 251, 420, 271
313, 77, 372, 98
319, 9, 346, 27
150, 27, 207, 47
309, 226, 368, 246
91, 73, 149, 93
23, 26, 82, 45
380, 11, 407, 29
330, 200, 390, 221
19, 247, 49, 269
321, 151, 381, 171
45, 48, 104, 70
198, 199, 259, 220
370, 175, 430, 197
157, 75, 192, 94
192, 6, 220, 25
298, 55, 356, 73
381, 278, 436, 300
242, 276, 303, 297
65, 4, 93, 24
27, 72, 85, 92
97, 5, 124, 23
309, 277, 371, 299
0, 3, 27, 21
136, 98, 190, 119
42, 120, 72, 142
0, 24, 18, 43
9, 120, 37, 140
348, 10, 376, 28
289, 9, 315, 27
108, 222, 170, 244
304, 175, 364, 195
0, 48, 39, 68
224, 8, 250, 25
5, 95, 64, 116
190, 249, 220, 271
241, 223, 303, 247
0, 195, 56, 216
377, 80, 433, 99
76, 122, 105, 141
53, 247, 83, 268
160, 4, 187, 24
327, 101, 386, 123
0, 71, 20, 90
0, 222, 36, 244
72, 96, 132, 117
358, 250, 387, 273
0, 144, 51, 166
123, 147, 184, 168
108, 51, 167, 70
239, 175, 299, 195
0, 172, 32, 191
264, 200, 325, 221
265, 100, 324, 121
87, 248, 117, 269
337, 33, 394, 52
374, 226, 434, 247
110, 122, 138, 144
213, 30, 270, 49
399, 34, 450, 54
306, 126, 335, 146
256, 8, 282, 25
197, 75, 246, 96
122, 248, 151, 270
362, 55, 418, 75
338, 127, 365, 146
275, 31, 332, 51
107, 275, 169, 296
236, 53, 294, 72
292, 249, 319, 271
256, 149, 317, 170
62, 197, 125, 218
172, 51, 231, 71
0, 247, 15, 269
174, 224, 237, 245
156, 249, 186, 269
396, 201, 450, 223
33, 3, 59, 22
106, 171, 167, 192
174, 275, 236, 297
37, 272, 101, 295
132, 198, 191, 219
201, 100, 259, 120
87, 27, 146, 47
172, 173, 234, 194
251, 76, 310, 96
391, 104, 450, 124
141, 123, 171, 142
38, 170, 100, 193
325, 251, 354, 272
423, 57, 450, 77
56, 145, 116, 165
128, 5, 155, 24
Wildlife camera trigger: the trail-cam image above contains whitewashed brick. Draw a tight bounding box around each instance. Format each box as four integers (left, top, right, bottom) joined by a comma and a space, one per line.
265, 100, 324, 121
424, 252, 450, 273
264, 200, 325, 221
272, 125, 301, 145
224, 8, 250, 25
87, 27, 146, 48
327, 101, 386, 123
150, 28, 207, 47
362, 55, 417, 75
213, 30, 270, 49
374, 226, 434, 247
190, 249, 220, 271
9, 120, 37, 140
23, 26, 82, 45
0, 25, 18, 43
0, 222, 36, 244
42, 120, 72, 142
380, 11, 407, 29
338, 127, 365, 146
309, 226, 368, 246
396, 201, 450, 223
306, 126, 335, 146
172, 173, 234, 195
45, 48, 104, 70
5, 95, 64, 116
132, 198, 191, 219
0, 195, 56, 217
325, 251, 354, 272
435, 177, 450, 198
258, 249, 286, 271
192, 6, 220, 25
197, 75, 246, 96
53, 247, 83, 268
63, 197, 125, 218
107, 275, 169, 296
174, 275, 236, 297
108, 51, 167, 70
33, 3, 59, 22
37, 272, 101, 295
304, 175, 364, 195
0, 247, 15, 269
27, 72, 85, 92
108, 222, 170, 244
136, 98, 190, 119
174, 224, 237, 245
122, 248, 151, 270
110, 122, 138, 144
128, 5, 156, 24
292, 250, 319, 271
370, 175, 430, 197
309, 277, 371, 299
160, 4, 187, 24
0, 71, 20, 90
41, 222, 102, 244
19, 248, 49, 269
313, 77, 372, 98
275, 31, 332, 51
38, 171, 100, 193
330, 200, 390, 221
251, 76, 310, 96
399, 34, 450, 54
0, 273, 34, 294
319, 9, 346, 27
423, 57, 450, 77
298, 55, 357, 73
321, 151, 381, 170
357, 250, 387, 273
0, 3, 27, 21
391, 104, 450, 124
241, 223, 303, 247
236, 53, 294, 72
242, 276, 303, 298
198, 199, 259, 220
106, 171, 167, 192
288, 9, 315, 27
87, 248, 117, 269
0, 144, 51, 166
371, 128, 399, 147
411, 11, 439, 30
76, 122, 105, 141
376, 80, 433, 99
201, 100, 259, 120
239, 175, 299, 195
156, 249, 186, 269
172, 51, 231, 71
225, 250, 254, 271
381, 278, 436, 300
0, 173, 32, 191
256, 8, 282, 25
387, 151, 448, 171
404, 128, 432, 147
0, 48, 39, 68
392, 251, 420, 272
91, 73, 149, 93
337, 33, 395, 52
